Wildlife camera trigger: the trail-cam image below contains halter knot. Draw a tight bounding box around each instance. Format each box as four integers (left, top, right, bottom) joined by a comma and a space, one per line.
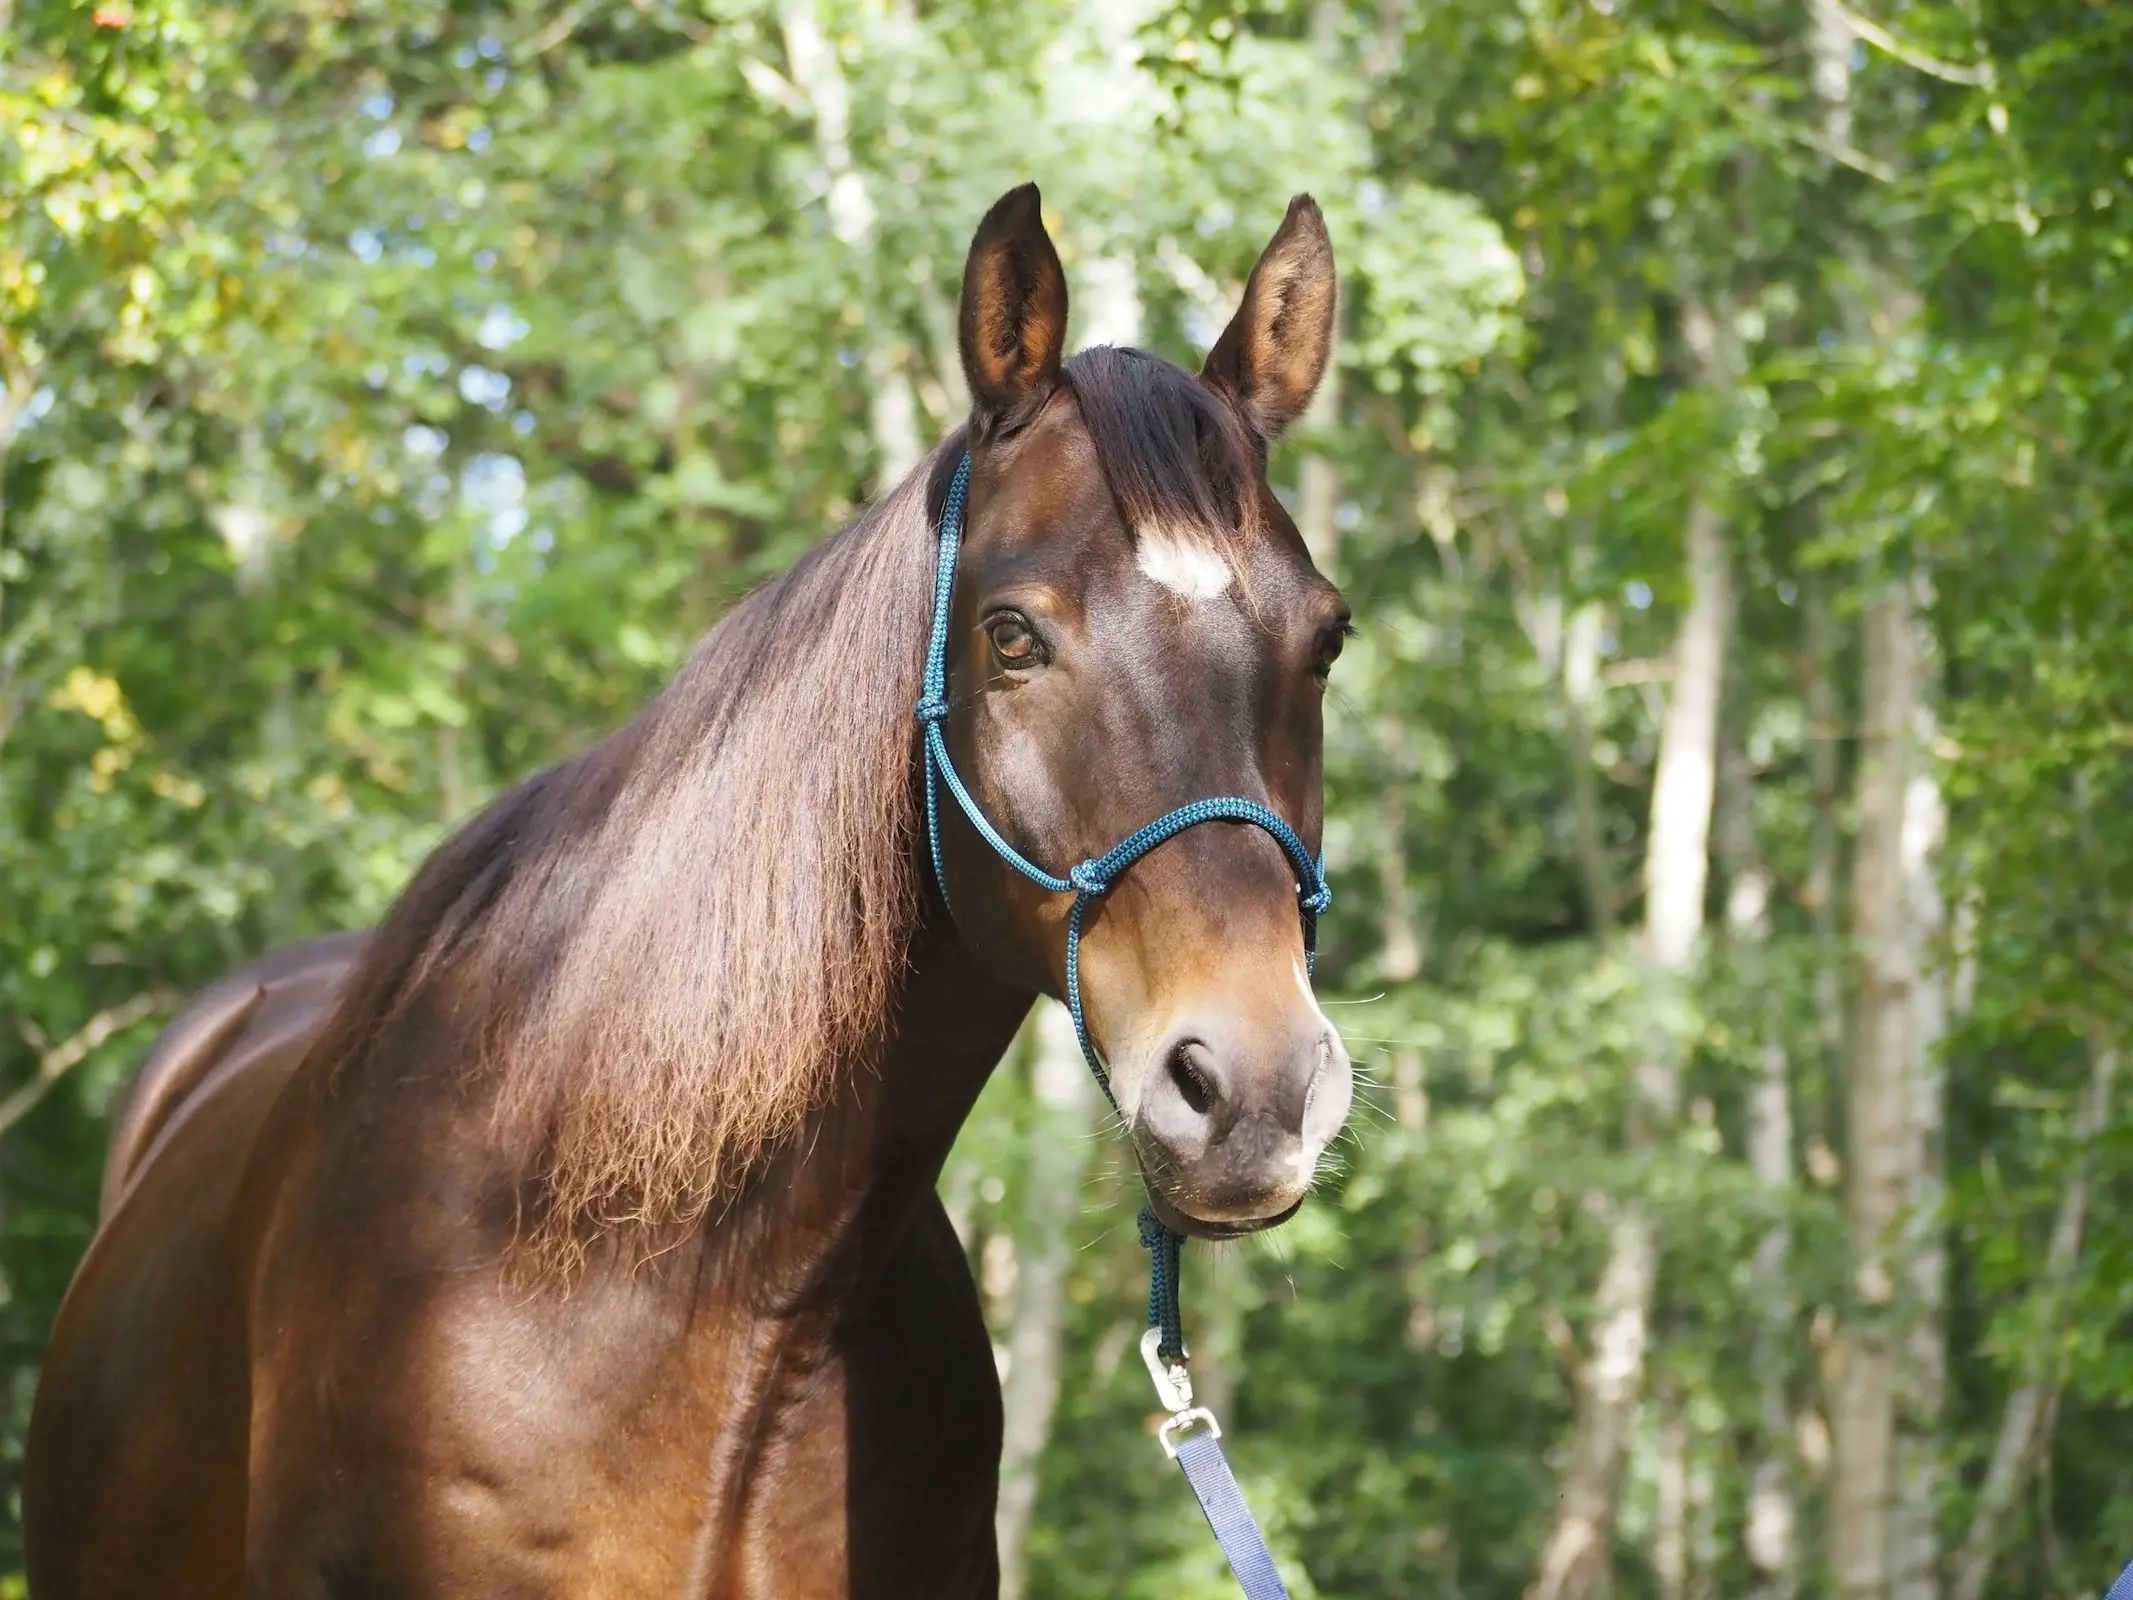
1301, 882, 1333, 917
1068, 860, 1111, 898
1137, 1207, 1170, 1253
913, 693, 951, 725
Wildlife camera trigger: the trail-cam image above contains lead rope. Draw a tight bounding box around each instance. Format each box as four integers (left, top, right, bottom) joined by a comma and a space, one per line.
918, 454, 1313, 1600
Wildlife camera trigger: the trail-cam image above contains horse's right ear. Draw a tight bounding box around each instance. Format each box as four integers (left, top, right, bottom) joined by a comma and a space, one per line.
958, 184, 1069, 442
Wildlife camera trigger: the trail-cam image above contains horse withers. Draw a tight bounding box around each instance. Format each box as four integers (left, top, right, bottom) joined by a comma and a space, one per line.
26, 185, 1354, 1598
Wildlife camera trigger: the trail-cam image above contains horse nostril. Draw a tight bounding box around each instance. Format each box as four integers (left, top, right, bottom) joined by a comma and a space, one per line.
1167, 1041, 1215, 1118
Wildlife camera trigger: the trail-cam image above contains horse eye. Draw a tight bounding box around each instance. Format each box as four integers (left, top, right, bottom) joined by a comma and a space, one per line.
1313, 622, 1354, 680
987, 614, 1041, 667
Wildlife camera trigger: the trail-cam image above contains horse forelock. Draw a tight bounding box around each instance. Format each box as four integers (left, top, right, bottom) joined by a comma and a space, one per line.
1061, 345, 1261, 569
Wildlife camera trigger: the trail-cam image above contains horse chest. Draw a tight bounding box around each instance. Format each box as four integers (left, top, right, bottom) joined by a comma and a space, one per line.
681, 1197, 1005, 1599
227, 1191, 997, 1599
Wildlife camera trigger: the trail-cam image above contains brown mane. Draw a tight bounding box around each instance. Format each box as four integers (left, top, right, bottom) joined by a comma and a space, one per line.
311, 350, 1260, 1250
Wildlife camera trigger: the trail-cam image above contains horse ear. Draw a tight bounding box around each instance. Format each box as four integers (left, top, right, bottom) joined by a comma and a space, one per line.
1201, 196, 1337, 444
958, 184, 1069, 441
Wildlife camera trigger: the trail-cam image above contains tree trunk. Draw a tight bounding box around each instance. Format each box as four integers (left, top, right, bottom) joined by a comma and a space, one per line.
1295, 333, 1342, 568
1641, 491, 1730, 986
1801, 0, 1851, 1153
779, 0, 923, 486
1806, 4, 1947, 1588
0, 369, 26, 755
1829, 572, 1946, 1600
1690, 1438, 1720, 1600
1891, 693, 1948, 1600
1720, 670, 1801, 1600
1744, 1021, 1801, 1600
994, 1002, 1096, 1600
438, 564, 473, 825
1804, 570, 1847, 1124
1949, 1041, 2118, 1600
1564, 600, 1615, 939
1657, 1399, 1689, 1600
1529, 1204, 1658, 1600
1528, 467, 1731, 1600
1077, 252, 1145, 353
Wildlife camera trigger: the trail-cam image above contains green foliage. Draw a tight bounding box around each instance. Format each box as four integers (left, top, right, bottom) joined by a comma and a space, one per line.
5, 0, 2132, 1594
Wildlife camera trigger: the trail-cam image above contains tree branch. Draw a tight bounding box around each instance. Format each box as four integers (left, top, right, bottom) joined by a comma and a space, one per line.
1820, 0, 1995, 87
1781, 123, 1903, 185
1948, 1040, 2118, 1600
0, 992, 172, 1139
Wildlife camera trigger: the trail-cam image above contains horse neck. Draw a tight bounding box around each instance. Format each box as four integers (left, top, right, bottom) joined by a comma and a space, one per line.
712, 899, 1033, 1296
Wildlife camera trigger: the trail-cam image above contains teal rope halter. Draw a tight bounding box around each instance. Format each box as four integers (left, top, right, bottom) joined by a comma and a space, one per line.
914, 452, 1331, 1362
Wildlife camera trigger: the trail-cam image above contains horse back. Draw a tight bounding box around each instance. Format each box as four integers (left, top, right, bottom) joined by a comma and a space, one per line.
99, 930, 368, 1220
27, 931, 365, 1599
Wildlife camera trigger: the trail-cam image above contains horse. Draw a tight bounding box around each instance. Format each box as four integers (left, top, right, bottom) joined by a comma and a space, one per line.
25, 183, 1354, 1598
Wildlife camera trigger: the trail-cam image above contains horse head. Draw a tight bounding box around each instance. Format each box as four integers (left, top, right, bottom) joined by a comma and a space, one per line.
932, 185, 1354, 1241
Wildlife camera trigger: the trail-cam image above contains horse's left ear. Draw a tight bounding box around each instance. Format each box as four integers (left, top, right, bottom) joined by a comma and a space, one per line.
1201, 196, 1337, 444
959, 183, 1069, 443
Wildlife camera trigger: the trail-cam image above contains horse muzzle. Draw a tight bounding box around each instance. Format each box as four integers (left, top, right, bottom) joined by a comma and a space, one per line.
1128, 1017, 1352, 1238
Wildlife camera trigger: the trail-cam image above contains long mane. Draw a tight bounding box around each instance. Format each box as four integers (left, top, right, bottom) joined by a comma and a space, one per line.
315, 444, 956, 1246
313, 349, 1251, 1253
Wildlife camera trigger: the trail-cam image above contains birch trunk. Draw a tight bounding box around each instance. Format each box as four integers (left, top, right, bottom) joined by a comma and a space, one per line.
1801, 0, 1852, 1132
1527, 463, 1731, 1600
1805, 5, 1948, 1587
1829, 572, 1946, 1600
1296, 0, 1362, 585
1564, 601, 1615, 939
1529, 1205, 1658, 1600
1295, 337, 1342, 570
1804, 572, 1847, 1104
995, 1002, 1096, 1600
1745, 1029, 1801, 1600
438, 565, 473, 825
0, 370, 26, 756
1949, 1042, 2119, 1600
1829, 590, 1901, 1600
1891, 698, 1948, 1600
1720, 679, 1801, 1600
1657, 1400, 1689, 1600
779, 1, 923, 486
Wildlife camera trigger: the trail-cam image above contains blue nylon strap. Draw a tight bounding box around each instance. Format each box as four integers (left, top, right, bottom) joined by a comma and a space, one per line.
1172, 1429, 1293, 1600
2107, 1555, 2133, 1600
918, 451, 1322, 1599
917, 456, 1075, 904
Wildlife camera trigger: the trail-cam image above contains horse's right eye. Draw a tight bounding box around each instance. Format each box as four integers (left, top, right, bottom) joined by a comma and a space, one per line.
987, 614, 1042, 668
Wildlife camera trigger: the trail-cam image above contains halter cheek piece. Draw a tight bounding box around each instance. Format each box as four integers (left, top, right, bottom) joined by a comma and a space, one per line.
915, 452, 1327, 1600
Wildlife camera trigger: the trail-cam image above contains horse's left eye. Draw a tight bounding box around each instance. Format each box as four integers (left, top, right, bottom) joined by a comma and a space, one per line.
988, 614, 1041, 667
1313, 622, 1354, 680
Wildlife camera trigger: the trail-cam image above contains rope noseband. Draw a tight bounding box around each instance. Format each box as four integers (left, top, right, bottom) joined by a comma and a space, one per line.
916, 451, 1326, 1598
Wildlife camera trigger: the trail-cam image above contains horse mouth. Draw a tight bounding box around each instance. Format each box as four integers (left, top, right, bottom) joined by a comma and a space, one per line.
1141, 1187, 1305, 1241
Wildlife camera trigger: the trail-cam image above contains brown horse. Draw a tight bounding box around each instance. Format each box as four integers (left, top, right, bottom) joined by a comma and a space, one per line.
25, 185, 1352, 1599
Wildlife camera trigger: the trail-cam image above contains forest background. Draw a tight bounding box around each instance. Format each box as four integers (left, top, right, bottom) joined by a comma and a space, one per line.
5, 0, 2131, 1596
